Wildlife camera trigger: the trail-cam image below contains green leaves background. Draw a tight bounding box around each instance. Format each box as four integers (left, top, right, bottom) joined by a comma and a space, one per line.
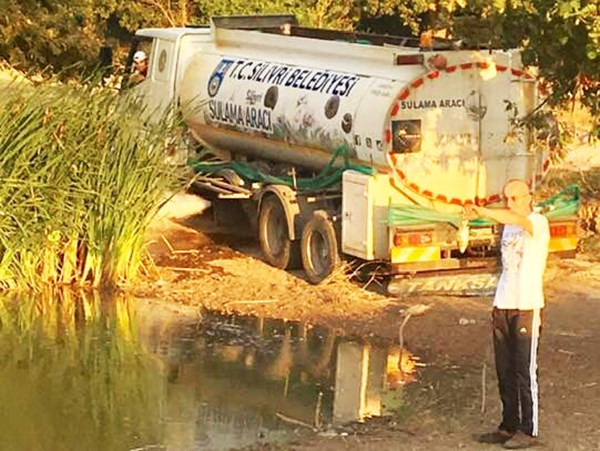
0, 0, 597, 130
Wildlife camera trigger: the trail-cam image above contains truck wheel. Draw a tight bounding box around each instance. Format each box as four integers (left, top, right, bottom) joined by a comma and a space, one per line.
301, 211, 340, 284
259, 196, 301, 269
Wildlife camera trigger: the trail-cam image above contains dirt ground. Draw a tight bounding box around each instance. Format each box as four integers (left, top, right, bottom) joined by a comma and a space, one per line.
132, 174, 600, 451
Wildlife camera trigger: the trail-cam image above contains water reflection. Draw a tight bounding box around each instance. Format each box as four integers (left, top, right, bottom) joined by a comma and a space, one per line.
0, 291, 164, 451
0, 292, 420, 451
333, 342, 418, 424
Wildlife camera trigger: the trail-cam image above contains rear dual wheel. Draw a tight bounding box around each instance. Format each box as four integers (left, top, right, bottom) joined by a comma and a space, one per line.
258, 196, 301, 269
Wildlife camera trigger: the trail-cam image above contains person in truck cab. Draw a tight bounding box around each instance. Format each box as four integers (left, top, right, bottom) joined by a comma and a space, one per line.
129, 50, 148, 85
464, 179, 550, 450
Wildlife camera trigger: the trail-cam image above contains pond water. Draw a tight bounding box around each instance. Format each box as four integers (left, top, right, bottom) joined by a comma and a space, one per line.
0, 292, 419, 451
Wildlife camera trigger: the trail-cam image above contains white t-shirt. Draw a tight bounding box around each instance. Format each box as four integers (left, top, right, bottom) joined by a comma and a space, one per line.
494, 212, 550, 310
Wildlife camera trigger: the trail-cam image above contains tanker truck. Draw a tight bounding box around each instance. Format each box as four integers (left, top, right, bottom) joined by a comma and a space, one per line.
127, 15, 579, 294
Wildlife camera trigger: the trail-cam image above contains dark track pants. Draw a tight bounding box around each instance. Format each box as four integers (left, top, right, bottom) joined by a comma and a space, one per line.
492, 307, 543, 437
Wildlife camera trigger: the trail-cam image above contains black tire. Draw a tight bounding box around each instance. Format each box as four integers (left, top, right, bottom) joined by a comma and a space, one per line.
258, 196, 301, 269
301, 211, 340, 284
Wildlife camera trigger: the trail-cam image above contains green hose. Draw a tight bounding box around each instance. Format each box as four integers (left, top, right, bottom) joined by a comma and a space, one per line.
188, 144, 374, 192
189, 148, 579, 228
388, 184, 580, 228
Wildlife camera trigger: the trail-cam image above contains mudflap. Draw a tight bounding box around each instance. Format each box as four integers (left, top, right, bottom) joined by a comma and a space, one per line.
388, 271, 499, 297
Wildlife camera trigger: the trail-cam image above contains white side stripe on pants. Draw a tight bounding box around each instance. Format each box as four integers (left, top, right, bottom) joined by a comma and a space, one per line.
530, 308, 541, 437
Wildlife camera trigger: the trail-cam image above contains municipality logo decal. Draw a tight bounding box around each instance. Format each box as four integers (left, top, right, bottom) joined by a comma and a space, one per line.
207, 59, 234, 97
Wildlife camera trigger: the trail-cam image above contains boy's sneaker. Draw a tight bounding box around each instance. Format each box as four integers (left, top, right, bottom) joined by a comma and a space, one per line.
503, 430, 539, 449
477, 429, 514, 444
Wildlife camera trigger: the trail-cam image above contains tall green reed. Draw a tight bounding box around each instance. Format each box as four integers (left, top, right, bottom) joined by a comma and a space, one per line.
0, 82, 186, 290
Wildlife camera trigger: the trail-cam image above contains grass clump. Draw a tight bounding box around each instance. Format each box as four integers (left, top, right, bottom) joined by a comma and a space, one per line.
0, 82, 186, 290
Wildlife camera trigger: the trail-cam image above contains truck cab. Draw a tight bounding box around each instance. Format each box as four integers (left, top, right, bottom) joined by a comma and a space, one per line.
127, 27, 211, 119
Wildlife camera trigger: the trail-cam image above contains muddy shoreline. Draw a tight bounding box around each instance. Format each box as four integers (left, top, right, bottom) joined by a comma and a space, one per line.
132, 200, 600, 450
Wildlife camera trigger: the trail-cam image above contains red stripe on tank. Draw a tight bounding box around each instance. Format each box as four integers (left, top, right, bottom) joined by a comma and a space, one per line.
398, 89, 410, 100
412, 78, 424, 88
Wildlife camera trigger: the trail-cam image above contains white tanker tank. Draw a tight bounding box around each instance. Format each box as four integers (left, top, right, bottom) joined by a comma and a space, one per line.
176, 16, 547, 211
130, 16, 578, 289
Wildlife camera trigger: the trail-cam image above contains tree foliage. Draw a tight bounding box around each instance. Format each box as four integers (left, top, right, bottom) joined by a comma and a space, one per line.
0, 0, 103, 75
456, 0, 599, 135
0, 0, 597, 134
